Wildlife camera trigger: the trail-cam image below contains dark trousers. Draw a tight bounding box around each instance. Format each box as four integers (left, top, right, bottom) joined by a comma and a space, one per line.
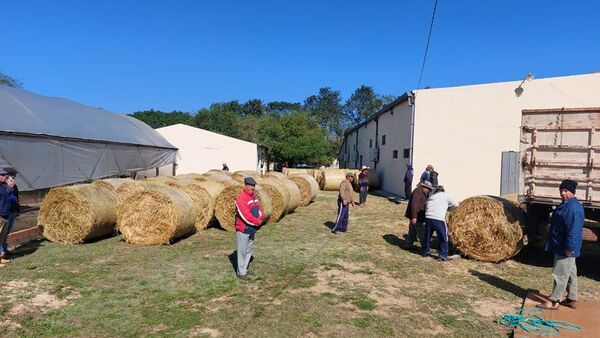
359, 187, 368, 204
333, 200, 349, 232
421, 218, 449, 259
404, 183, 412, 199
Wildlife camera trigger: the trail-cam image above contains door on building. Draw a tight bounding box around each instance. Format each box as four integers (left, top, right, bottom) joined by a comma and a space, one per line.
500, 151, 520, 196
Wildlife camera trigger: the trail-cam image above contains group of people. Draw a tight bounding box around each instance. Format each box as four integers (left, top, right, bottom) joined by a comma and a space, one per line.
404, 165, 457, 261
0, 167, 19, 268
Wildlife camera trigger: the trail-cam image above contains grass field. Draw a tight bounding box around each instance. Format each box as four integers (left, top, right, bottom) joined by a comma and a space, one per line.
1, 191, 600, 337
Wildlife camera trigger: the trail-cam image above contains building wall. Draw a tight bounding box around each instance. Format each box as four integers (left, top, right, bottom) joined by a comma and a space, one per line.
354, 121, 377, 170
376, 101, 413, 196
412, 73, 600, 201
136, 124, 258, 177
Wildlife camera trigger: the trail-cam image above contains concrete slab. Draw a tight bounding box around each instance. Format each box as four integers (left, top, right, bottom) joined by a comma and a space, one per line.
514, 290, 599, 337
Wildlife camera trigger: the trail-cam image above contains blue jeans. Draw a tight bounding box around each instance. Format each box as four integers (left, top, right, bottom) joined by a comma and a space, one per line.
1, 213, 16, 254
421, 218, 449, 260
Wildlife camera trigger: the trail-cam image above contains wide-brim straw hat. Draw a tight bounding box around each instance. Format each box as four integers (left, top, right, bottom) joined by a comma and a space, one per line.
419, 181, 434, 190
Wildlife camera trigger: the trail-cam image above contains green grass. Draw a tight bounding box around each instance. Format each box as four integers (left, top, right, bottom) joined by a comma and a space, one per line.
1, 191, 600, 337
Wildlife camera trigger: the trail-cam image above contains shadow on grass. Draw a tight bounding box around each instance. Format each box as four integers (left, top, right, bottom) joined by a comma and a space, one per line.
228, 251, 254, 275
324, 221, 335, 230
469, 270, 530, 298
382, 234, 423, 254
12, 238, 44, 259
515, 244, 600, 281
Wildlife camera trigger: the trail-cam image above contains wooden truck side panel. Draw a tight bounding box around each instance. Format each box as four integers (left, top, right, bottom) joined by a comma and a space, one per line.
520, 107, 600, 207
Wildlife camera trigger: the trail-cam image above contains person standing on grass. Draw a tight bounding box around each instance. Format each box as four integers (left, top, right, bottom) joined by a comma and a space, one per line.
0, 167, 18, 267
403, 181, 433, 249
537, 179, 584, 310
403, 164, 413, 199
358, 166, 369, 206
332, 172, 355, 234
0, 168, 19, 258
235, 177, 265, 280
421, 185, 458, 261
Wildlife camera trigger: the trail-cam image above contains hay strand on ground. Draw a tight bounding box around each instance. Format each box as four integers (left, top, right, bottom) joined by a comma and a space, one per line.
117, 185, 196, 245
38, 184, 118, 244
290, 174, 319, 206
447, 195, 526, 263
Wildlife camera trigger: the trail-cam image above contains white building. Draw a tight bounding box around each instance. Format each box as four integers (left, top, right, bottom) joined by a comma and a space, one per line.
339, 72, 600, 201
136, 124, 267, 177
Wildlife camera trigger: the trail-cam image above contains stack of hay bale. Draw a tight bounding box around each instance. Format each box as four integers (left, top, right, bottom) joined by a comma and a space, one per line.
37, 169, 319, 246
313, 168, 380, 191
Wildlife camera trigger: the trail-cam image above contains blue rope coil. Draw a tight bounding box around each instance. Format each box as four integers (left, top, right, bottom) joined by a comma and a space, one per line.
498, 307, 581, 336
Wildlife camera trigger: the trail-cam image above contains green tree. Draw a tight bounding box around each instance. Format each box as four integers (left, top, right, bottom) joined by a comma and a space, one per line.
344, 85, 385, 124
236, 115, 259, 143
241, 99, 265, 116
0, 71, 22, 88
129, 110, 193, 128
258, 112, 333, 165
193, 108, 240, 138
303, 87, 348, 141
266, 101, 302, 115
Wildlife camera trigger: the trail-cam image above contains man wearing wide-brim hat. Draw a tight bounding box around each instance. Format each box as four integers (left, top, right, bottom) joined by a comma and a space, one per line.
332, 172, 355, 234
403, 180, 433, 249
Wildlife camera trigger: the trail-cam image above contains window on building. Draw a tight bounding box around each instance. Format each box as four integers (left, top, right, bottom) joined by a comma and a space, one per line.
403, 148, 410, 158
382, 135, 386, 145
393, 150, 398, 159
369, 139, 372, 148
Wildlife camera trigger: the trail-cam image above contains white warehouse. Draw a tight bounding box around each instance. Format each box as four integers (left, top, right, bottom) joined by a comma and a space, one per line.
339, 72, 600, 201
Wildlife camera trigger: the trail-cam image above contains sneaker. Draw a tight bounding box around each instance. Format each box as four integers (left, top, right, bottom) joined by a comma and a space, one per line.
560, 298, 578, 309
237, 274, 251, 280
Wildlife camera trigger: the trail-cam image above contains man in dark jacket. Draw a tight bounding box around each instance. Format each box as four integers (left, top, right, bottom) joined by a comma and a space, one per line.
0, 167, 18, 266
403, 181, 433, 249
537, 179, 584, 310
403, 164, 413, 200
1, 167, 19, 257
235, 177, 265, 280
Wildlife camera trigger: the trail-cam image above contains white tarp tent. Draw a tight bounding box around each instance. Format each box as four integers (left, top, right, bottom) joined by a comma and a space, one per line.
0, 85, 177, 190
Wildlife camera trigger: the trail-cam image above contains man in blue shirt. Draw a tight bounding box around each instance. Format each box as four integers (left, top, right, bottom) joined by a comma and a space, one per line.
537, 179, 584, 310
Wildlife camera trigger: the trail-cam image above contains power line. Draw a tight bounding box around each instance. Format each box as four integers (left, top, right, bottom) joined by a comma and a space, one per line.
417, 0, 439, 90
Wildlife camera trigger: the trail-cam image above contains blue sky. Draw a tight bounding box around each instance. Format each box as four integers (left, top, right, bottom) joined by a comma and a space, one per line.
2, 1, 599, 114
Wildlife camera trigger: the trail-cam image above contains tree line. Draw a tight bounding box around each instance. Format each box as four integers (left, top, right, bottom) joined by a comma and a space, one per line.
0, 71, 395, 166
130, 86, 396, 166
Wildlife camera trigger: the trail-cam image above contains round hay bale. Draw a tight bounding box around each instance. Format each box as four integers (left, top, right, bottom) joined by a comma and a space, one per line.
92, 178, 132, 191
447, 196, 526, 263
208, 169, 233, 177
114, 180, 168, 204
117, 185, 196, 245
214, 182, 244, 231
202, 172, 233, 182
145, 176, 177, 183
254, 184, 273, 223
276, 178, 301, 213
319, 169, 348, 191
174, 173, 205, 181
367, 170, 380, 189
38, 184, 118, 244
263, 171, 287, 180
283, 168, 313, 177
259, 179, 288, 223
290, 174, 319, 206
232, 170, 261, 182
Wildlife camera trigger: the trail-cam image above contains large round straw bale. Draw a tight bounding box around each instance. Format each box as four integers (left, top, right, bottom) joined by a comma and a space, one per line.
232, 170, 261, 182
283, 168, 314, 177
38, 184, 118, 244
174, 173, 205, 180
447, 196, 526, 263
254, 184, 273, 223
259, 179, 288, 223
114, 180, 168, 204
319, 169, 348, 191
202, 172, 233, 182
145, 176, 177, 183
263, 171, 287, 180
272, 178, 301, 213
92, 178, 132, 191
214, 182, 244, 231
117, 185, 196, 245
208, 169, 233, 176
290, 174, 319, 206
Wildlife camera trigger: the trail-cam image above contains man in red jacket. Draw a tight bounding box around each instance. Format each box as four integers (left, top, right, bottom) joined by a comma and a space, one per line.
235, 177, 265, 280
